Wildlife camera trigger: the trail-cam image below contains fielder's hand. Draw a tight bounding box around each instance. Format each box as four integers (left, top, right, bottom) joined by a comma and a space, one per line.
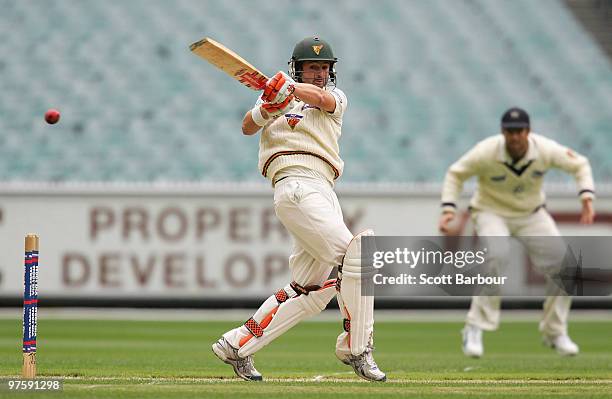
262, 71, 295, 104
580, 198, 595, 224
261, 94, 294, 119
439, 211, 459, 236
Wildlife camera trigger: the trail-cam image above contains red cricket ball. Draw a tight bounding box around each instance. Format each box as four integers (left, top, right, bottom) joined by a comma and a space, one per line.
45, 109, 60, 124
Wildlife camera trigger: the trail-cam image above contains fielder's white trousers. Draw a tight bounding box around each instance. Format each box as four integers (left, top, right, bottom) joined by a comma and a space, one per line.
466, 208, 571, 337
223, 174, 354, 354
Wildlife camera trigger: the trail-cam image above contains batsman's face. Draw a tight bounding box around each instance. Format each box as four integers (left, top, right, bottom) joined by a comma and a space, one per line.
503, 128, 530, 160
301, 61, 331, 88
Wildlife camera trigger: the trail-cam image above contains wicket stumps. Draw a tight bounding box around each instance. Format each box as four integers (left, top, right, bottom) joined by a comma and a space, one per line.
22, 234, 39, 379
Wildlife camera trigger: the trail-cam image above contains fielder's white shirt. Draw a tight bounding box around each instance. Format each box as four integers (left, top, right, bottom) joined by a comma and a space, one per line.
257, 86, 347, 184
441, 133, 595, 217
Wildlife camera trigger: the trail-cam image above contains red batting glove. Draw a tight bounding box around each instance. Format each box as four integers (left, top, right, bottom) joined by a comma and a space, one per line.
261, 94, 294, 118
262, 73, 282, 102
262, 72, 295, 103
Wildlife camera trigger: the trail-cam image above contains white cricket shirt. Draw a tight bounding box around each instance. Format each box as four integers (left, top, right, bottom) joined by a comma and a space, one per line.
257, 87, 347, 184
441, 133, 595, 217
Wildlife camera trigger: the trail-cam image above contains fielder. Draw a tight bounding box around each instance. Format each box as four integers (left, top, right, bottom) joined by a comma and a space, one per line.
438, 107, 595, 358
212, 36, 386, 382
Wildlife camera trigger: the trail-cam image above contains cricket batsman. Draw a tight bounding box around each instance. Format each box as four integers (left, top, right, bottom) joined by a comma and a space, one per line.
212, 36, 386, 382
438, 107, 595, 358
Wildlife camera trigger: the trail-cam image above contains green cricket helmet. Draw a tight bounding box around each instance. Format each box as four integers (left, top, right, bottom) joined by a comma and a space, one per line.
288, 36, 337, 85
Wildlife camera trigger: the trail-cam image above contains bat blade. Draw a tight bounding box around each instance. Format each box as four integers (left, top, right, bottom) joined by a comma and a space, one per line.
189, 37, 268, 90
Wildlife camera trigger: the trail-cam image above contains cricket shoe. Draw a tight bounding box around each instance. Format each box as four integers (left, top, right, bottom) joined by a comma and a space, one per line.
344, 345, 386, 382
212, 337, 263, 381
543, 334, 579, 356
462, 324, 484, 358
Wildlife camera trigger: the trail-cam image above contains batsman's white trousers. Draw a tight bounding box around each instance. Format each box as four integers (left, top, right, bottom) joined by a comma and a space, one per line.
223, 173, 354, 355
466, 208, 571, 337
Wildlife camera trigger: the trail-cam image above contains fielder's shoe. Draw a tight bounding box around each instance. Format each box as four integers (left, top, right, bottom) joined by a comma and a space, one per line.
345, 345, 386, 382
543, 334, 579, 356
462, 324, 484, 358
212, 337, 263, 381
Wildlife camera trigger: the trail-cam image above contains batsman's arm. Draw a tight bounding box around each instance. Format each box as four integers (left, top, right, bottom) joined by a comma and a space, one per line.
242, 95, 275, 135
292, 83, 336, 113
242, 95, 295, 135
242, 108, 267, 135
261, 72, 335, 113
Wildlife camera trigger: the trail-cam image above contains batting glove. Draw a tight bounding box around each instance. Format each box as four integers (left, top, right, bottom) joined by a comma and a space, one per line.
262, 71, 295, 104
262, 94, 294, 119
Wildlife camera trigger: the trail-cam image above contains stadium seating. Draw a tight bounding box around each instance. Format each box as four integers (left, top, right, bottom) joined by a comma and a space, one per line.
1, 0, 610, 183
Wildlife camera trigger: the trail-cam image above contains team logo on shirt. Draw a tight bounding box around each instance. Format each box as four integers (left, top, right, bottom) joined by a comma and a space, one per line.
285, 113, 303, 129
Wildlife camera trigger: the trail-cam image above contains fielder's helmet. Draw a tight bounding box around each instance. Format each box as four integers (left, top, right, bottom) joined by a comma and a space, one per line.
288, 36, 337, 85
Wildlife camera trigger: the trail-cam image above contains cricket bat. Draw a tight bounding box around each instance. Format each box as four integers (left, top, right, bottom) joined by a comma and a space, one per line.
189, 37, 268, 90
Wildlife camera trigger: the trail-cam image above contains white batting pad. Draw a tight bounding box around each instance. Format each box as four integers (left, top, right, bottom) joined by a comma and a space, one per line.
337, 229, 375, 355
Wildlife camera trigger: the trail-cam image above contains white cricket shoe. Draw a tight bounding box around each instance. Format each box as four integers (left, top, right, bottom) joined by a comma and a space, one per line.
212, 337, 263, 381
543, 334, 579, 356
462, 324, 484, 358
345, 345, 387, 382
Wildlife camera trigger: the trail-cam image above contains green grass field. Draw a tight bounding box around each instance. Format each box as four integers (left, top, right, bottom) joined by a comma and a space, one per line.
0, 318, 611, 398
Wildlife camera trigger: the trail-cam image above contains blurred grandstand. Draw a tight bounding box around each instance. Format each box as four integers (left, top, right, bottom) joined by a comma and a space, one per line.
1, 0, 611, 184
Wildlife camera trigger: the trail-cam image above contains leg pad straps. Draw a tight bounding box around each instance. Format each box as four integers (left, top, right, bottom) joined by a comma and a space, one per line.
242, 282, 302, 339
275, 289, 289, 303
242, 280, 336, 340
245, 318, 264, 338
